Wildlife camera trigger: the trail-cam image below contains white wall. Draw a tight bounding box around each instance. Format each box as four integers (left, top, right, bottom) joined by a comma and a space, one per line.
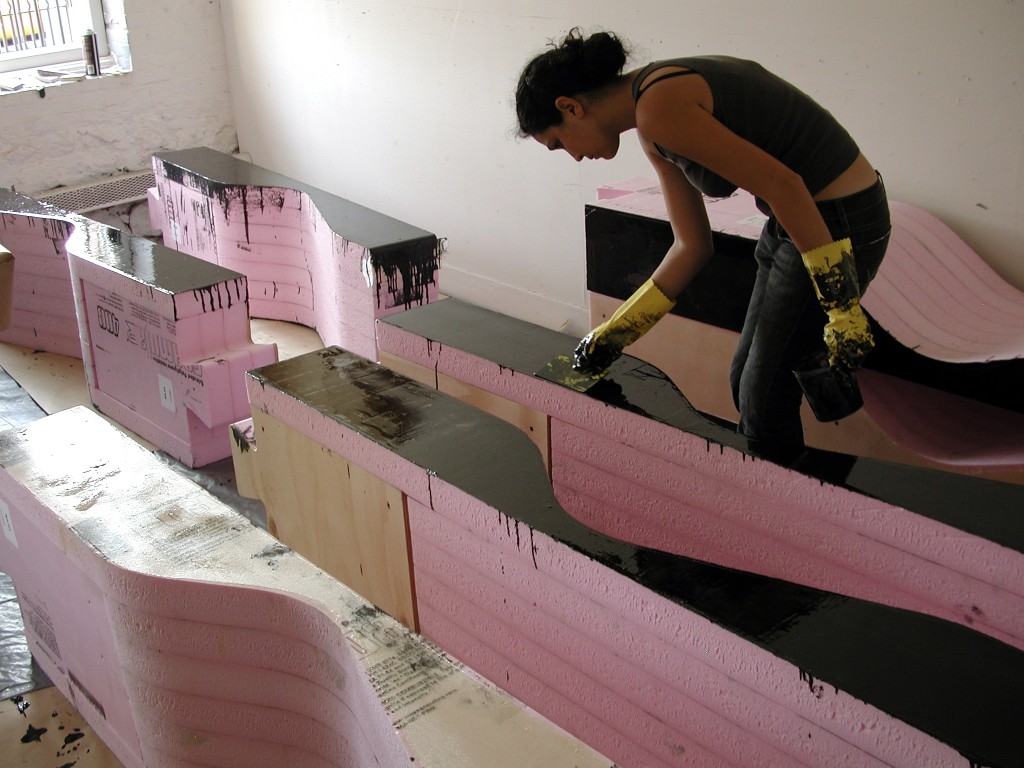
220, 0, 1024, 336
2, 1, 1020, 336
0, 0, 237, 195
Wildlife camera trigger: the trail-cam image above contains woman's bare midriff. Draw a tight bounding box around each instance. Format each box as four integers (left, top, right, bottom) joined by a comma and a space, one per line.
814, 153, 878, 201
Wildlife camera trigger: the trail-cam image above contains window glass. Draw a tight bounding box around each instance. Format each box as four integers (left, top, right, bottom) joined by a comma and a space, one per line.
1, 0, 107, 75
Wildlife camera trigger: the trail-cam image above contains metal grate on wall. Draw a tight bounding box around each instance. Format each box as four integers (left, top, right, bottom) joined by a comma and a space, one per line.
36, 170, 155, 213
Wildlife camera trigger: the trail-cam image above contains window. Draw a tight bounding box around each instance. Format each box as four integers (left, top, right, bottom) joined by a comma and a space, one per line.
0, 0, 106, 75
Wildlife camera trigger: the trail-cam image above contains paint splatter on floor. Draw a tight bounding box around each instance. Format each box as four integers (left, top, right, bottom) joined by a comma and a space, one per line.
2, 690, 122, 767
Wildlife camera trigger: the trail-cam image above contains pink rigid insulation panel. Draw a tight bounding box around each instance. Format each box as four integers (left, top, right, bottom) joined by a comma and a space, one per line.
243, 345, 1024, 768
0, 406, 614, 768
586, 182, 1024, 470
376, 301, 1024, 650
151, 147, 443, 361
0, 189, 277, 468
63, 222, 277, 468
0, 199, 83, 358
594, 181, 1024, 362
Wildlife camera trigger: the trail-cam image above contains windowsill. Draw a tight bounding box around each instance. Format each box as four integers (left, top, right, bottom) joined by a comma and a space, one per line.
0, 55, 122, 94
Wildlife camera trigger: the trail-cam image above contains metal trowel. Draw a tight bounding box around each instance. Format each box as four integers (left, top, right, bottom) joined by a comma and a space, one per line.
534, 353, 609, 393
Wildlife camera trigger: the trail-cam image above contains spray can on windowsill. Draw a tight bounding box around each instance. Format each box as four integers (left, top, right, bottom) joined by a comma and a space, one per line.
82, 29, 101, 77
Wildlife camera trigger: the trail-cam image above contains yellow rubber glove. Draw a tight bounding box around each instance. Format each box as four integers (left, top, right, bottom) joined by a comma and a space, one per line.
800, 237, 874, 370
573, 277, 676, 373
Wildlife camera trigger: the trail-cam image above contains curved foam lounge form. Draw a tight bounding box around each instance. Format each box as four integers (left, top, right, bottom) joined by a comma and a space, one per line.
0, 189, 278, 468
378, 299, 1024, 652
585, 182, 1024, 474
0, 406, 614, 768
149, 147, 443, 362
864, 200, 1024, 363
595, 181, 1024, 363
244, 345, 1024, 768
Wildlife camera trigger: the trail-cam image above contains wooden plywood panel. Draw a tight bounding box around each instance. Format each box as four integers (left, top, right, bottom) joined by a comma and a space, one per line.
246, 411, 415, 630
379, 350, 436, 388
437, 372, 549, 473
380, 351, 550, 472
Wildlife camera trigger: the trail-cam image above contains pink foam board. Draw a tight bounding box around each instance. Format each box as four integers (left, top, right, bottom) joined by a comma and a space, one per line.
64, 231, 277, 467
242, 349, 1007, 768
410, 498, 920, 767
590, 182, 1024, 363
220, 257, 314, 292
10, 274, 74, 303
375, 318, 1024, 649
224, 240, 308, 266
860, 368, 1024, 466
0, 208, 79, 356
595, 176, 664, 200
152, 148, 442, 360
550, 418, 1022, 647
248, 296, 318, 328
409, 486, 965, 767
146, 186, 164, 231
245, 280, 315, 310
0, 406, 612, 768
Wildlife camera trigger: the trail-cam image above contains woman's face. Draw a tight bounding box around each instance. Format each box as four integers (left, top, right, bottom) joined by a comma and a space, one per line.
533, 97, 620, 162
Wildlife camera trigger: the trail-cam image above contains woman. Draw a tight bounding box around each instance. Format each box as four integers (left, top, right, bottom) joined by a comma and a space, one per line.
515, 28, 891, 453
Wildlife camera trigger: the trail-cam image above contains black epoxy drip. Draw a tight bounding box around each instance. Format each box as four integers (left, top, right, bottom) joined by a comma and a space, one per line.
249, 344, 1024, 766
153, 147, 445, 317
63, 730, 85, 747
383, 299, 1024, 555
192, 282, 235, 313
12, 694, 28, 716
371, 237, 444, 310
0, 188, 247, 311
20, 723, 46, 743
585, 201, 1024, 414
154, 148, 440, 252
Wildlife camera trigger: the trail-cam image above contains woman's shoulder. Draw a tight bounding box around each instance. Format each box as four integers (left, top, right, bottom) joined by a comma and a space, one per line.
632, 55, 762, 88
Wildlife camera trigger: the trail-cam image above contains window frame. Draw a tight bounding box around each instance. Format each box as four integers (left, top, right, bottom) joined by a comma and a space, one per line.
0, 0, 107, 75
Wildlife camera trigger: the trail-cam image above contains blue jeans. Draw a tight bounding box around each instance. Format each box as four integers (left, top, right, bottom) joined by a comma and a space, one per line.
729, 174, 891, 448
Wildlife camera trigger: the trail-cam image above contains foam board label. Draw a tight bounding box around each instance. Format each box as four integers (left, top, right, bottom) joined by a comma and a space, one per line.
0, 496, 17, 547
82, 283, 204, 425
158, 373, 175, 412
20, 592, 61, 665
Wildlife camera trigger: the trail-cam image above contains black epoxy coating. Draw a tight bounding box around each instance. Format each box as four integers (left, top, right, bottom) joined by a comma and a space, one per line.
0, 188, 245, 300
586, 205, 757, 333
585, 202, 1024, 414
383, 299, 1024, 555
154, 147, 443, 309
251, 344, 1024, 767
155, 148, 435, 251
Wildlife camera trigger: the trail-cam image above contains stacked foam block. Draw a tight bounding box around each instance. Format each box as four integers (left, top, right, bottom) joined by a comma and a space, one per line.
0, 406, 614, 768
240, 339, 1023, 768
594, 180, 1024, 362
149, 147, 443, 362
0, 193, 81, 357
0, 188, 277, 467
587, 181, 1024, 473
376, 300, 1024, 650
66, 224, 277, 467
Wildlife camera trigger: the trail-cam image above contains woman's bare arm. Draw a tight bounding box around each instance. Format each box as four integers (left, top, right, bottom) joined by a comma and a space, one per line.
636, 73, 835, 254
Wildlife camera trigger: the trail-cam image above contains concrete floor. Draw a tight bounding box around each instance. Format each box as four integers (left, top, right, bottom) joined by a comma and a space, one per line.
0, 319, 322, 768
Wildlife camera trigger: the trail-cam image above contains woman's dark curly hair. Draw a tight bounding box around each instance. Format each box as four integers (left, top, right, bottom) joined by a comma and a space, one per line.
515, 28, 629, 138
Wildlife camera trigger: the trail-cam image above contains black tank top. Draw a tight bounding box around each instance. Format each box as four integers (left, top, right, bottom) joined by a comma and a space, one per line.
632, 56, 860, 212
